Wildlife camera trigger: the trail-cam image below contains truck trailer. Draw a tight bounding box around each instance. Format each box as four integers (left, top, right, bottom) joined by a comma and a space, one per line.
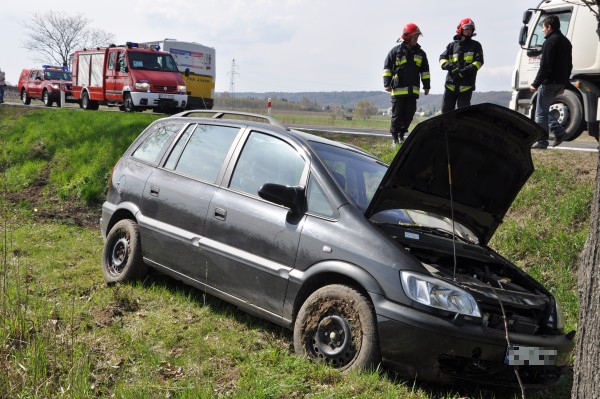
144, 39, 215, 109
509, 0, 600, 141
71, 42, 188, 113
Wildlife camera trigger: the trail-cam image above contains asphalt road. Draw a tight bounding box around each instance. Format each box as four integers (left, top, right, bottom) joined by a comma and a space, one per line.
289, 123, 599, 153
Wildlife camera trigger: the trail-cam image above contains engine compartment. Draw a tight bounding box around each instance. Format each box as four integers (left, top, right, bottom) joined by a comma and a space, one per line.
388, 225, 555, 334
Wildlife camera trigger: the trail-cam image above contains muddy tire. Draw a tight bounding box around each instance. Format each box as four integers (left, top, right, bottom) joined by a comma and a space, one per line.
21, 89, 31, 105
293, 284, 380, 371
102, 219, 148, 284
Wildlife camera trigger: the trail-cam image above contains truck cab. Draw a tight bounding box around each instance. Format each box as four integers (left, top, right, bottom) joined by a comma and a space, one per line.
509, 0, 600, 141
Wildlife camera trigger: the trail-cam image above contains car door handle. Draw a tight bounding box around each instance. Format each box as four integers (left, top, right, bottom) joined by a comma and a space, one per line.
149, 185, 160, 197
214, 207, 227, 221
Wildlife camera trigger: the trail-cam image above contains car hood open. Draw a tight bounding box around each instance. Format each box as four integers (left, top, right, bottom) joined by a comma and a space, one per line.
365, 103, 545, 245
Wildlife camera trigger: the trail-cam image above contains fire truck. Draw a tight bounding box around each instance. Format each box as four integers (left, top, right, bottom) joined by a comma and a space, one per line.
70, 42, 188, 113
510, 0, 600, 141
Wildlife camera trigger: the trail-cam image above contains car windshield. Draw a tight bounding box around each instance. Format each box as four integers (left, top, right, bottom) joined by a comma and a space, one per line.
309, 140, 478, 244
309, 141, 386, 211
128, 52, 180, 72
44, 70, 72, 80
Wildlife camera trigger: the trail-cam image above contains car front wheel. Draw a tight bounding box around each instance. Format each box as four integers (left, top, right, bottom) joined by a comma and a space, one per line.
102, 219, 148, 283
43, 90, 53, 107
21, 89, 31, 105
293, 284, 380, 371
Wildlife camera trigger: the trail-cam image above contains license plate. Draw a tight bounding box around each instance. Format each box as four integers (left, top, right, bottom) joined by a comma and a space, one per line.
505, 345, 557, 366
159, 94, 174, 100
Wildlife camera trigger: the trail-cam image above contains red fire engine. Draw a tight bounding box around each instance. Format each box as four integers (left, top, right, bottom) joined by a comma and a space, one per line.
70, 42, 188, 113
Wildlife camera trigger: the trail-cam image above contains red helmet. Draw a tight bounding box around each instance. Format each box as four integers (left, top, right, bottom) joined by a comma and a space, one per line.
456, 18, 476, 36
399, 23, 422, 42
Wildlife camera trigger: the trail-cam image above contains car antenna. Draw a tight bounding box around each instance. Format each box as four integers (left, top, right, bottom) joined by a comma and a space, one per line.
442, 125, 459, 280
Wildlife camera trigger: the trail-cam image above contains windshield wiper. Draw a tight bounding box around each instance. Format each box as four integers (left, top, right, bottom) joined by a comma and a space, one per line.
402, 225, 471, 243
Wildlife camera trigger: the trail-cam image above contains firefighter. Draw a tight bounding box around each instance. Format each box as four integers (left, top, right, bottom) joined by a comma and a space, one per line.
383, 23, 431, 146
439, 18, 484, 113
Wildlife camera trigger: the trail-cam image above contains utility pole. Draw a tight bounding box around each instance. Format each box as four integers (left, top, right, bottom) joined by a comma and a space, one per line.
228, 59, 239, 109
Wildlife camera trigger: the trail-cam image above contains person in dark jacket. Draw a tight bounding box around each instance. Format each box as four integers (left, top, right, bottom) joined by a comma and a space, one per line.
530, 15, 573, 149
383, 23, 430, 146
439, 18, 484, 113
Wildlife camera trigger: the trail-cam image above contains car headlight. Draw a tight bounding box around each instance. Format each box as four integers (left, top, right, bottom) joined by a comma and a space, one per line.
177, 85, 186, 94
51, 83, 60, 90
135, 81, 151, 91
400, 271, 481, 317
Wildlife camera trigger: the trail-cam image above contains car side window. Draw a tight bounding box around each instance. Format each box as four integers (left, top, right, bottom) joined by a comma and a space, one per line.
168, 124, 240, 182
132, 122, 184, 164
230, 132, 305, 195
307, 176, 336, 218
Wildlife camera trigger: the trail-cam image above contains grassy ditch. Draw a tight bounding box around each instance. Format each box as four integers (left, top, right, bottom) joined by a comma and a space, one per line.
0, 106, 597, 398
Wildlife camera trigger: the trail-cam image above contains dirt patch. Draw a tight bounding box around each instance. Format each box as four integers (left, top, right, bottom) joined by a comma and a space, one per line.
3, 168, 101, 230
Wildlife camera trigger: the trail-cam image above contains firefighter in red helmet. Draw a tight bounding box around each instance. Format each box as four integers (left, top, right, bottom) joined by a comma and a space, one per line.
439, 18, 484, 113
383, 23, 431, 145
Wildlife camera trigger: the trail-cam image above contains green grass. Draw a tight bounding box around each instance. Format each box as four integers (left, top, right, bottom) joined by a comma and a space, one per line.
0, 105, 597, 398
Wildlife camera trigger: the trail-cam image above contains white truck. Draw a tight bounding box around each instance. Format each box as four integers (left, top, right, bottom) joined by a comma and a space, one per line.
510, 0, 600, 141
144, 39, 216, 109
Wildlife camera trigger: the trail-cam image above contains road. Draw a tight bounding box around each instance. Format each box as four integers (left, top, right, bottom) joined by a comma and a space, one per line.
290, 123, 599, 153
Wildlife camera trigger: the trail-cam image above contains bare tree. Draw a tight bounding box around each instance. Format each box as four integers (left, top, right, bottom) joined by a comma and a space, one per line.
22, 11, 115, 67
572, 1, 600, 398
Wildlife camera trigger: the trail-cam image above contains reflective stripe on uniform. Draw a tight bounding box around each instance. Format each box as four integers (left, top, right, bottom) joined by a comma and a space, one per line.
391, 87, 409, 95
383, 68, 392, 77
446, 84, 473, 92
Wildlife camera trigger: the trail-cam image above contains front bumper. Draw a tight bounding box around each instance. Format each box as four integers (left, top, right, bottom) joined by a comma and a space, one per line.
373, 293, 574, 388
129, 92, 187, 109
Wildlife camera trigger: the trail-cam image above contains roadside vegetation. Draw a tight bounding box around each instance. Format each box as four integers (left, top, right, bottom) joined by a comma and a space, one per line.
0, 106, 595, 398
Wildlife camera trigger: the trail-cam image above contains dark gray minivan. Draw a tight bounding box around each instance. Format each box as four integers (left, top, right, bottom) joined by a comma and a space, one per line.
100, 103, 574, 389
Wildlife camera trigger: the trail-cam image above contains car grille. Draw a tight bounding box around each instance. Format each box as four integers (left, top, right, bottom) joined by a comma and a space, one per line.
152, 85, 177, 93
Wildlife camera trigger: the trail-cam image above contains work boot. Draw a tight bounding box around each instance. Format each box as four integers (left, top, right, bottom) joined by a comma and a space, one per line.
552, 132, 566, 147
392, 139, 399, 147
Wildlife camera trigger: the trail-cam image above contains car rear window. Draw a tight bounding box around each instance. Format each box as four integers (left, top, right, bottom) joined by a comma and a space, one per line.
132, 122, 184, 164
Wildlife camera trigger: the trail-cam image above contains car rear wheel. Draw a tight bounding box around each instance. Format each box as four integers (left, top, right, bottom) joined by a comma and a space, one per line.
81, 91, 99, 110
293, 284, 380, 371
21, 89, 31, 105
102, 219, 148, 283
43, 90, 53, 107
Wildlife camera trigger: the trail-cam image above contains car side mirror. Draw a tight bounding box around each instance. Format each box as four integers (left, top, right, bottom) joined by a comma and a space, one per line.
258, 183, 304, 214
185, 68, 190, 77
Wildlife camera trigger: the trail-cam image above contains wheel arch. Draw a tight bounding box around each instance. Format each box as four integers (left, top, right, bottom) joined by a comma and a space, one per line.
104, 206, 139, 239
288, 261, 384, 324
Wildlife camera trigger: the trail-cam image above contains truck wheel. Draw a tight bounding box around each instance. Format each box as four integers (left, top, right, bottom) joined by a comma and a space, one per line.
102, 219, 148, 284
293, 284, 380, 371
122, 94, 135, 112
21, 89, 31, 105
550, 90, 584, 141
81, 92, 99, 111
43, 90, 53, 107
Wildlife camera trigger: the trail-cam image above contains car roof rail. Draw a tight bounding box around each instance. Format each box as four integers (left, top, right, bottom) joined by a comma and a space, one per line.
174, 110, 289, 130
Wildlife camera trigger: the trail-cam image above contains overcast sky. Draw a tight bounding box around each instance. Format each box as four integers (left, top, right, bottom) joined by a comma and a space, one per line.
0, 0, 530, 95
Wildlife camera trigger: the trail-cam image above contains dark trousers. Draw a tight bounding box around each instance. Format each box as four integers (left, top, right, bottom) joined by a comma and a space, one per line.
441, 89, 473, 113
390, 96, 417, 141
